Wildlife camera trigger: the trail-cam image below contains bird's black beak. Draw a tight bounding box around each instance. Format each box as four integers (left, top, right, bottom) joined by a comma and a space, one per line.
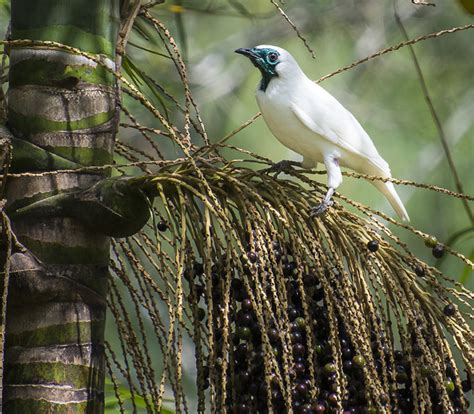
235, 48, 260, 61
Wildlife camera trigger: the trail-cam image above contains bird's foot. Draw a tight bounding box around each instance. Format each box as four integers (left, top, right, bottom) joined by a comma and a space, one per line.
261, 160, 301, 177
309, 200, 334, 218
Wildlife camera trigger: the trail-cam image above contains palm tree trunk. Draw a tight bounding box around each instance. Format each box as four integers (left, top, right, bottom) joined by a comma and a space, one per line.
3, 0, 121, 412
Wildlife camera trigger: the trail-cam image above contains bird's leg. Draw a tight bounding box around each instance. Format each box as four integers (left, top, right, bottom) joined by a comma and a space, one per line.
310, 187, 335, 217
310, 155, 341, 218
261, 160, 302, 177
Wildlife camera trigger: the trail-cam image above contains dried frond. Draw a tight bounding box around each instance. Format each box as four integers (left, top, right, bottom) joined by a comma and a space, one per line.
108, 159, 473, 413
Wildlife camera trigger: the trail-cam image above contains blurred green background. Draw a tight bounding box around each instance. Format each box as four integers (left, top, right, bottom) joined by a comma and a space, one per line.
1, 0, 473, 412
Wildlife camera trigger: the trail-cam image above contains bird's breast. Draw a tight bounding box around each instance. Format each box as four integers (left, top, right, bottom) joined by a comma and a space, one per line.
256, 88, 327, 162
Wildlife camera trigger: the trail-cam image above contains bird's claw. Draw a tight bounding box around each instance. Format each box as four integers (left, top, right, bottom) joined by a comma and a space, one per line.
309, 200, 334, 218
261, 160, 301, 177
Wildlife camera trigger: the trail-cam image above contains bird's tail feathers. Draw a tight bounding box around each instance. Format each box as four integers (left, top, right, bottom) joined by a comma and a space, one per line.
372, 180, 410, 222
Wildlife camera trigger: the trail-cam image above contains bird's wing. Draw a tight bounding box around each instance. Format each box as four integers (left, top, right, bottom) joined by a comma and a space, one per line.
290, 84, 390, 175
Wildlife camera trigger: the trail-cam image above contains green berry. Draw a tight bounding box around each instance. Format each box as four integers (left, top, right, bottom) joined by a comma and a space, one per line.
323, 362, 337, 374
445, 379, 455, 394
238, 326, 252, 340
424, 235, 438, 248
353, 354, 366, 367
295, 317, 306, 329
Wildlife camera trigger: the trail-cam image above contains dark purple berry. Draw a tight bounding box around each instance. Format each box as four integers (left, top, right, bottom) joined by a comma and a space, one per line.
231, 278, 244, 291
235, 342, 249, 359
288, 307, 299, 321
432, 244, 445, 258
296, 382, 309, 396
240, 370, 251, 384
236, 403, 250, 413
193, 261, 204, 275
293, 343, 306, 357
313, 403, 326, 413
412, 343, 423, 357
414, 265, 425, 277
328, 393, 338, 407
234, 288, 248, 302
396, 363, 406, 374
247, 251, 258, 263
443, 303, 456, 317
462, 379, 471, 392
327, 372, 337, 383
283, 263, 295, 277
237, 311, 253, 327
274, 249, 282, 262
301, 403, 313, 414
194, 284, 205, 298
241, 299, 252, 312
268, 328, 279, 344
291, 331, 303, 343
340, 337, 349, 347
313, 288, 325, 302
295, 362, 306, 377
157, 220, 168, 232
367, 240, 379, 252
271, 388, 282, 400
343, 359, 353, 372
394, 350, 404, 361
446, 363, 456, 378
396, 372, 409, 384
197, 308, 206, 321
290, 321, 301, 333
303, 273, 318, 287
342, 347, 353, 360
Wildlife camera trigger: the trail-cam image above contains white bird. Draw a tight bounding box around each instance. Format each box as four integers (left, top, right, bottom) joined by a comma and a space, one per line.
235, 45, 410, 221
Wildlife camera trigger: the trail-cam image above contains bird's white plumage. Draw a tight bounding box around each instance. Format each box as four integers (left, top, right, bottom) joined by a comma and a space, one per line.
252, 45, 409, 221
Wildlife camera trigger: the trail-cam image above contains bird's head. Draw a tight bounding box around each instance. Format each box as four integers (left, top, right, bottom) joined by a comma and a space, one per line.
235, 45, 299, 91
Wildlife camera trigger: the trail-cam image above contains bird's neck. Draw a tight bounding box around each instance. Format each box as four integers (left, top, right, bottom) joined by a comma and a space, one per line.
258, 70, 277, 92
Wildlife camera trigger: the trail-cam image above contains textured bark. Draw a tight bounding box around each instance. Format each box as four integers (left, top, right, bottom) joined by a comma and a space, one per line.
3, 0, 120, 412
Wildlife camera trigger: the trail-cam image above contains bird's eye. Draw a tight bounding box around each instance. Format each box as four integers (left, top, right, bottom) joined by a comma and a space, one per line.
267, 52, 278, 63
